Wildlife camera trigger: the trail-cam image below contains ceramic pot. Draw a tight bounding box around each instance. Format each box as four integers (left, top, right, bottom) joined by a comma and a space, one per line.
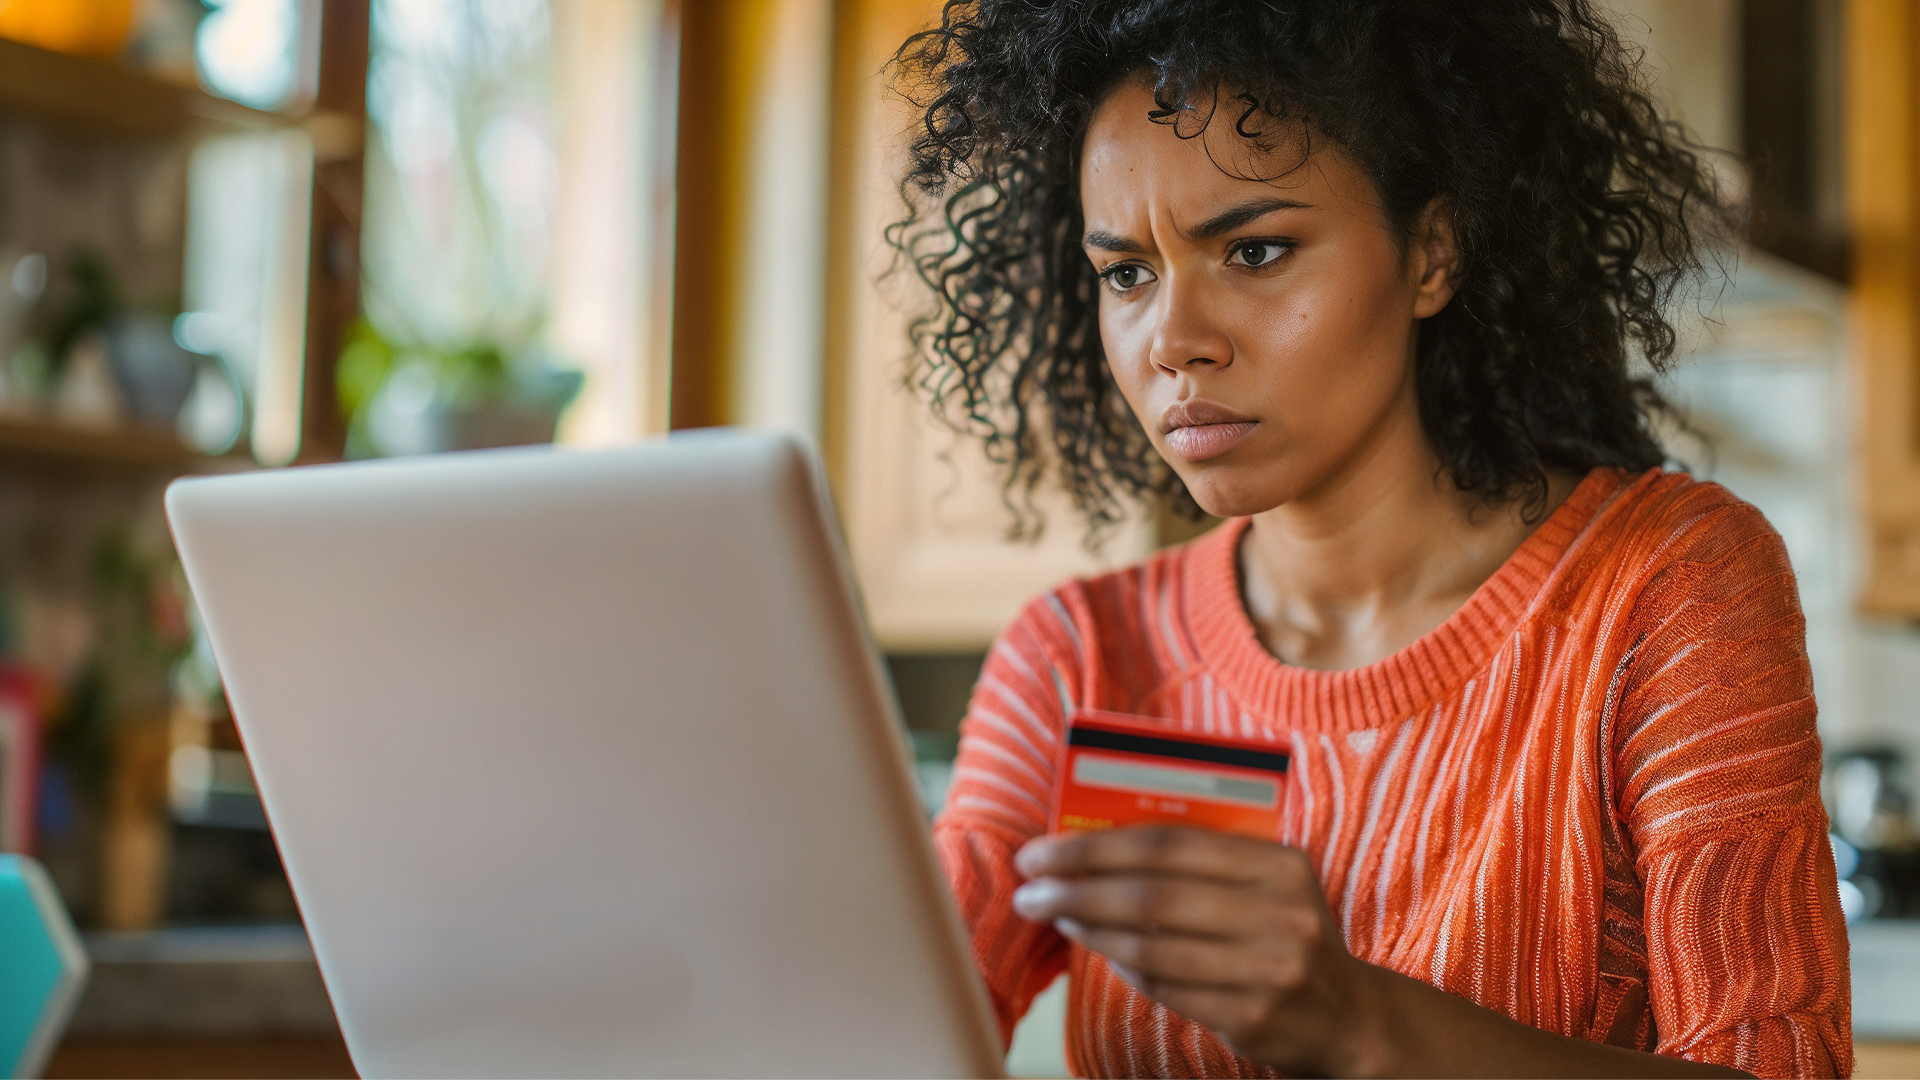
105, 314, 199, 429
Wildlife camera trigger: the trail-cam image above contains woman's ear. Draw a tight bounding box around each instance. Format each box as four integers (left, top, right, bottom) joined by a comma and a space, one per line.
1409, 198, 1460, 319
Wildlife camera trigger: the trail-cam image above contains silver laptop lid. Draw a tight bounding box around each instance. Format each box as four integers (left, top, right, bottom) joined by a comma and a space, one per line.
166, 430, 1002, 1078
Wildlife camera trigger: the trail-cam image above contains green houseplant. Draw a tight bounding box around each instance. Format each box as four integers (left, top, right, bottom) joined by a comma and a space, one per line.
336, 318, 581, 458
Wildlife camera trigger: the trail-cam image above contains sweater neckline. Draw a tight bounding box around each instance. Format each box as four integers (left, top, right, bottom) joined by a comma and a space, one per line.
1182, 468, 1624, 733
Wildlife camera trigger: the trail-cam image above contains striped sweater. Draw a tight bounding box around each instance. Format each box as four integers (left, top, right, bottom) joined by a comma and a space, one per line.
934, 468, 1852, 1078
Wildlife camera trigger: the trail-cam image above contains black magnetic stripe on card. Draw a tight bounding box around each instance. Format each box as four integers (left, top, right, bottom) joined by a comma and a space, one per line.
1068, 726, 1291, 774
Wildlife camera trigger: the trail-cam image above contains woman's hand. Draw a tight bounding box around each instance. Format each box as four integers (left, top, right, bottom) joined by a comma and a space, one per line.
1011, 825, 1755, 1079
1010, 826, 1394, 1077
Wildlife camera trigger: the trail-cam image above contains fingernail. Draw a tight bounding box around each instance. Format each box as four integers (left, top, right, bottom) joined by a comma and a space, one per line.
1011, 878, 1063, 918
1014, 839, 1050, 877
1054, 917, 1085, 940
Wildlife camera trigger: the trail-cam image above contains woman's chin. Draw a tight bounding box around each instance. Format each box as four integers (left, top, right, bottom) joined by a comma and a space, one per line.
1181, 470, 1298, 520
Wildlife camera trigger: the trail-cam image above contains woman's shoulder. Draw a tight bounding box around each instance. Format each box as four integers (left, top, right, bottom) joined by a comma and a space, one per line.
996, 523, 1235, 690
1026, 520, 1230, 623
1590, 466, 1774, 536
1548, 469, 1805, 675
1595, 473, 1823, 841
1574, 468, 1794, 597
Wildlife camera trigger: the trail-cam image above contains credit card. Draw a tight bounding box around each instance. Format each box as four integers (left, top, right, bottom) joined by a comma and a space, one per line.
1048, 710, 1290, 840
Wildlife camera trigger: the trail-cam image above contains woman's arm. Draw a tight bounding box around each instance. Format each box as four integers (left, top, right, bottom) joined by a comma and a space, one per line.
1607, 499, 1850, 1075
932, 594, 1088, 1043
1009, 826, 1750, 1079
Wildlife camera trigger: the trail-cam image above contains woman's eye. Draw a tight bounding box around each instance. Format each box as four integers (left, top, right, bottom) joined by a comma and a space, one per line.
1229, 241, 1291, 268
1099, 263, 1155, 291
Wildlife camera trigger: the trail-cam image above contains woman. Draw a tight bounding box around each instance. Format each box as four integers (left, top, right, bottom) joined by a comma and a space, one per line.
889, 2, 1851, 1077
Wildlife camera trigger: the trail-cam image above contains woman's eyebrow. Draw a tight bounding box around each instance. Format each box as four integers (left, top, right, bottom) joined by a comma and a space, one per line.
1082, 197, 1314, 252
1082, 229, 1146, 253
1188, 197, 1312, 240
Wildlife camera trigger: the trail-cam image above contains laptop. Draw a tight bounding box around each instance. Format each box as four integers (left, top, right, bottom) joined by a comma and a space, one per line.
165, 430, 1004, 1079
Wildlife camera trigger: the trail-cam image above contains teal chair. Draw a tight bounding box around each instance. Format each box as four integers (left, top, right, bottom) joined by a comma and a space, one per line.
0, 857, 85, 1079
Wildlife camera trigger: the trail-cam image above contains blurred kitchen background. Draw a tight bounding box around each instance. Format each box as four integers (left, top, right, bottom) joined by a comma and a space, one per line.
0, 0, 1915, 1077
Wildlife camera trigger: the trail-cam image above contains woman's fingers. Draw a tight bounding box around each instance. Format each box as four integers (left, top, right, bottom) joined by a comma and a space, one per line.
1008, 827, 1370, 1075
1103, 959, 1269, 1041
1136, 982, 1270, 1041
1017, 826, 1314, 894
1012, 872, 1266, 936
1057, 918, 1310, 991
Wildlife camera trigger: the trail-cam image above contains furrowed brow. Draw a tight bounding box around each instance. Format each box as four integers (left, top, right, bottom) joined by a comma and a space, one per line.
1082, 229, 1147, 253
1188, 197, 1311, 241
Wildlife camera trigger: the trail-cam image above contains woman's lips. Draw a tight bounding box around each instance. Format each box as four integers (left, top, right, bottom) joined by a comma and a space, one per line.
1161, 399, 1258, 462
1164, 421, 1258, 461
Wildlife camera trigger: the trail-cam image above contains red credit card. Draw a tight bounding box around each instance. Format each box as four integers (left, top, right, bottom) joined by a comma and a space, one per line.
1049, 711, 1290, 840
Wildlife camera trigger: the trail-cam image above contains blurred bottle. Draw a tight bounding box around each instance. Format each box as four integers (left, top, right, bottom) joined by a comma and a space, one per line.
0, 250, 46, 415
1826, 747, 1920, 921
123, 0, 204, 82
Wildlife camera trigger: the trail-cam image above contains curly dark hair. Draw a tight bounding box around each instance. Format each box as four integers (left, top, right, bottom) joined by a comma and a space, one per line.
887, 0, 1737, 538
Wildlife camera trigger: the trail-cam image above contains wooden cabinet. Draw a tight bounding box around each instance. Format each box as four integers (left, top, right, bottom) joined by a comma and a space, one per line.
670, 0, 1152, 652
1849, 0, 1920, 617
823, 0, 1152, 651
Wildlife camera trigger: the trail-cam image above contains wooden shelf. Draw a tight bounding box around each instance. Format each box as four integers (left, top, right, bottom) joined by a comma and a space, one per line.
0, 37, 291, 139
0, 416, 245, 474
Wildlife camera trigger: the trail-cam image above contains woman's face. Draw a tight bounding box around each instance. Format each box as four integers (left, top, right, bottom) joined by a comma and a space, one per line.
1079, 81, 1456, 518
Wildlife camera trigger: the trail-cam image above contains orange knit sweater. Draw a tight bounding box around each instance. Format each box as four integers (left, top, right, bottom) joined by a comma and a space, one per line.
933, 468, 1852, 1079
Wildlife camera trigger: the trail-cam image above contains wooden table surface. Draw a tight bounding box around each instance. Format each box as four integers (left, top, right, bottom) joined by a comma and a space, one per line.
1857, 1040, 1920, 1079
39, 1034, 1916, 1078
44, 1035, 357, 1079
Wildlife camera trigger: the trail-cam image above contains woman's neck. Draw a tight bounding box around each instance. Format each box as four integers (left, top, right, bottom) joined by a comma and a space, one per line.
1237, 398, 1577, 671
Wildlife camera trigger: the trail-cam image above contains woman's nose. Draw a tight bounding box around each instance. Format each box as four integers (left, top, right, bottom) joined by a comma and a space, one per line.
1147, 279, 1233, 376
